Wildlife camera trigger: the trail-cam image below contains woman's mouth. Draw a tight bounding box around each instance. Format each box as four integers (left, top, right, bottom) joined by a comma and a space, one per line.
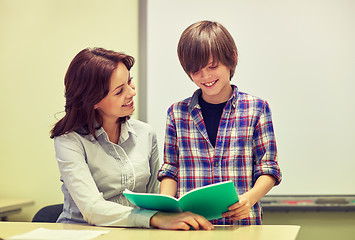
123, 100, 134, 107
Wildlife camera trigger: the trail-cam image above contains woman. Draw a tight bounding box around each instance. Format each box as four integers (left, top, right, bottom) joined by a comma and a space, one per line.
50, 47, 212, 230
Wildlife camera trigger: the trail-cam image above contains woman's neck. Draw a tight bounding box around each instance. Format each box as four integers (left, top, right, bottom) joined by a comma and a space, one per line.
102, 121, 121, 144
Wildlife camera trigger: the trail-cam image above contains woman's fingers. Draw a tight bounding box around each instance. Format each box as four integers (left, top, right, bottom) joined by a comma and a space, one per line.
150, 212, 214, 230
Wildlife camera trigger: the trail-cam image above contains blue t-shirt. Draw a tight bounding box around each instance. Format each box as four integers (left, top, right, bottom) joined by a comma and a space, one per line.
198, 94, 227, 147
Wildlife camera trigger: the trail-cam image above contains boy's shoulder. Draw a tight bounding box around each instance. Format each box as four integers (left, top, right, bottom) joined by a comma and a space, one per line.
167, 90, 270, 113
237, 91, 270, 112
168, 96, 192, 110
238, 91, 267, 103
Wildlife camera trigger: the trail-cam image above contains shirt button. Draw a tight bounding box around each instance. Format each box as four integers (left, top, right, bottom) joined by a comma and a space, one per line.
214, 162, 219, 167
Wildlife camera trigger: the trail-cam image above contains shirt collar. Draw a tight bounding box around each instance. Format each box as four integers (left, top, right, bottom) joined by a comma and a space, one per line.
82, 119, 136, 143
188, 84, 239, 112
119, 119, 137, 143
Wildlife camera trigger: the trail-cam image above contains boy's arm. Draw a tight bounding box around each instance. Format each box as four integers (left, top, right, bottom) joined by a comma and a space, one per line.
241, 175, 275, 205
160, 177, 177, 197
223, 175, 275, 220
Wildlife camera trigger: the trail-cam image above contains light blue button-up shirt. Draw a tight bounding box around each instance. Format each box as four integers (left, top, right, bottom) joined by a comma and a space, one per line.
54, 118, 160, 228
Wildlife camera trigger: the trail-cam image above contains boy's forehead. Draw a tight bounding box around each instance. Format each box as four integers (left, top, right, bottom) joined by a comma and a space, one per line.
191, 55, 218, 72
202, 55, 219, 65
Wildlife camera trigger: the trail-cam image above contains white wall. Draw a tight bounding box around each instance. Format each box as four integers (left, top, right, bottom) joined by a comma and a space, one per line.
145, 0, 355, 195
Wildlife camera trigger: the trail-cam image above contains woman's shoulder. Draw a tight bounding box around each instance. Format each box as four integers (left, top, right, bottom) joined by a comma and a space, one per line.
127, 117, 151, 127
127, 118, 155, 134
54, 130, 91, 146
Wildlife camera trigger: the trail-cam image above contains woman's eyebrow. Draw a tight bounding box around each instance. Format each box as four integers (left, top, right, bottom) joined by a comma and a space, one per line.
113, 84, 124, 91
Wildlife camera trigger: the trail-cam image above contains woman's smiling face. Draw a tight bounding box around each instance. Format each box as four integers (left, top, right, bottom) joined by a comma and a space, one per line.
94, 62, 136, 122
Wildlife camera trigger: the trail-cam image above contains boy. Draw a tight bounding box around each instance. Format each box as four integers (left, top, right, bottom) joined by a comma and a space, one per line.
158, 21, 282, 225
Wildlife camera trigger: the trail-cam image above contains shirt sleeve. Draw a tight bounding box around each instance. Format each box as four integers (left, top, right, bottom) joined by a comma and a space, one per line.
54, 134, 157, 228
146, 131, 161, 193
252, 101, 282, 185
158, 107, 179, 181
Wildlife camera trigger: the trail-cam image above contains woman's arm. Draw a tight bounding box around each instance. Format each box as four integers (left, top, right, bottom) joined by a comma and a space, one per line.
146, 132, 161, 194
55, 134, 155, 228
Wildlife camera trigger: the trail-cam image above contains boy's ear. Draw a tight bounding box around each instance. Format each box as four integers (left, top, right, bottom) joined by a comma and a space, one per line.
233, 50, 238, 65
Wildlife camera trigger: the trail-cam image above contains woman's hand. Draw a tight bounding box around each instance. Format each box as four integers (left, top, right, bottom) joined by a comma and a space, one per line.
222, 194, 252, 221
150, 211, 214, 230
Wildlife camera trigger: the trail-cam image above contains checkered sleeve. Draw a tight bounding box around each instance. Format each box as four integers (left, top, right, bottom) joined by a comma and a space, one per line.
252, 100, 282, 185
157, 106, 179, 181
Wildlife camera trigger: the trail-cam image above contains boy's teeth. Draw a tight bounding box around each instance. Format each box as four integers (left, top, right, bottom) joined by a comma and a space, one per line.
204, 81, 215, 87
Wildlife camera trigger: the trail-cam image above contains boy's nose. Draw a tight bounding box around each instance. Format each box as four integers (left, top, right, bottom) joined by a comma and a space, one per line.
199, 68, 211, 80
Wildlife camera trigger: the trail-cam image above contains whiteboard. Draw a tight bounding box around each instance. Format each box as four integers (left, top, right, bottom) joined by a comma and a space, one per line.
140, 0, 355, 195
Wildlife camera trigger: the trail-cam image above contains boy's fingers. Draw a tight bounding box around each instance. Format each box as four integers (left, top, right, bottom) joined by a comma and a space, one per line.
228, 202, 240, 210
229, 212, 250, 221
223, 205, 249, 218
228, 198, 247, 210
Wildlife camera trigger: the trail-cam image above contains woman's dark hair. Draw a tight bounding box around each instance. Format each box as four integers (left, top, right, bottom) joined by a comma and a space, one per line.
50, 47, 135, 139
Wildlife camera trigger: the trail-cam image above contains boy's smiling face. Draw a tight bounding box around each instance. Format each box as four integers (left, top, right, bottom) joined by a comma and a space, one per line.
190, 55, 233, 104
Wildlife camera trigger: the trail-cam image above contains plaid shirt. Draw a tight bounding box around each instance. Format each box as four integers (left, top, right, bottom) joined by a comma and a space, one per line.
158, 85, 282, 225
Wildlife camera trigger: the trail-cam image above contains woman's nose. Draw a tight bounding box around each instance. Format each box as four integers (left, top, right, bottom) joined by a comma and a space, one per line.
128, 82, 136, 97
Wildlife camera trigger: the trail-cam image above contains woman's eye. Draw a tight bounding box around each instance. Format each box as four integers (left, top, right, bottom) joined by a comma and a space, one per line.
115, 77, 133, 95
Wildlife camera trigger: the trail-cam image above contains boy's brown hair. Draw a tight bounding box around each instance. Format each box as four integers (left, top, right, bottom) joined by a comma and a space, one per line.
177, 20, 238, 80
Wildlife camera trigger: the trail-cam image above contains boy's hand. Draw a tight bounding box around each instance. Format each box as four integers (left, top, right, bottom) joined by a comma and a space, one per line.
222, 175, 276, 221
150, 211, 214, 231
222, 194, 251, 220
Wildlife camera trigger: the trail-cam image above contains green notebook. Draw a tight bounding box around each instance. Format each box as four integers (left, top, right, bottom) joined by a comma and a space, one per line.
123, 180, 239, 220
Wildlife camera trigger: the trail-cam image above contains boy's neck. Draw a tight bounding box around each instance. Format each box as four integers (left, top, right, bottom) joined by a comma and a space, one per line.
201, 84, 233, 104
